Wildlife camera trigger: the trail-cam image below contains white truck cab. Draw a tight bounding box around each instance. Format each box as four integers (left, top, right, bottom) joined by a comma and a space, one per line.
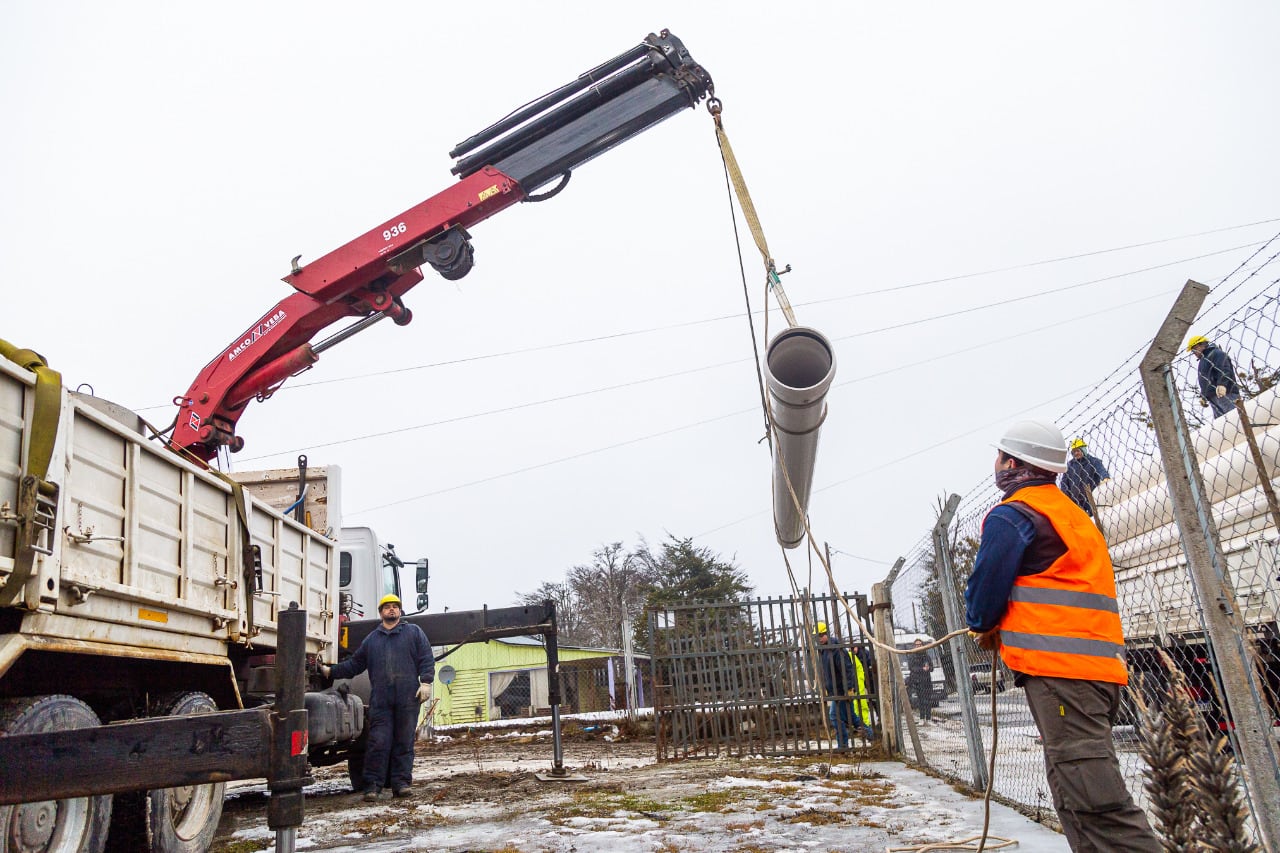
338, 526, 428, 622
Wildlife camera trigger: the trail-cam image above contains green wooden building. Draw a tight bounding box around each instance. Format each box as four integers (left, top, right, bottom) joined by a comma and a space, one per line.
429, 635, 649, 725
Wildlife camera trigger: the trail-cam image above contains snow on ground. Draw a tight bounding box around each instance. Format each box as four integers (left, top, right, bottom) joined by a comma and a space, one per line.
216, 716, 1071, 852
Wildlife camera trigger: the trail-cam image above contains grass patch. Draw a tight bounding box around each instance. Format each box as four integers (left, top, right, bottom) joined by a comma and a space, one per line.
543, 787, 675, 825
211, 841, 269, 853
680, 788, 754, 813
780, 807, 848, 826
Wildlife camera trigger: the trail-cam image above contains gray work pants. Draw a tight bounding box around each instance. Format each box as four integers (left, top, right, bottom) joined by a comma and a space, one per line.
1023, 676, 1160, 852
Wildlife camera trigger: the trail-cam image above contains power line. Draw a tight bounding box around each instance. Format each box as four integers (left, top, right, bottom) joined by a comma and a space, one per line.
338, 283, 1187, 517
130, 220, 1278, 412
237, 253, 1243, 463
692, 385, 1095, 541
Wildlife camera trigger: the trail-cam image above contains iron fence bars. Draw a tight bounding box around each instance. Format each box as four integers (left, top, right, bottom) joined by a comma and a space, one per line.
1138, 280, 1280, 852
649, 592, 877, 761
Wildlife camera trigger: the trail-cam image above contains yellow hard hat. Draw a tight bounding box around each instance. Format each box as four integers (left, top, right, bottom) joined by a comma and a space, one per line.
814, 621, 829, 635
1070, 438, 1087, 451
377, 594, 402, 610
1187, 335, 1209, 352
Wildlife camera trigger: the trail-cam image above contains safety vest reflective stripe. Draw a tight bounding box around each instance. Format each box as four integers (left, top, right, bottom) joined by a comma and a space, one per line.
1008, 586, 1119, 613
995, 484, 1128, 685
1001, 630, 1127, 661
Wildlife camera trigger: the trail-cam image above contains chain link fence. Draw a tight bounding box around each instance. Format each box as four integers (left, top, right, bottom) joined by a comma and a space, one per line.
879, 248, 1280, 845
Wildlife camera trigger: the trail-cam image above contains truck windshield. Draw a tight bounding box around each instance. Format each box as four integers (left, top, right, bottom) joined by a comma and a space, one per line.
382, 554, 400, 600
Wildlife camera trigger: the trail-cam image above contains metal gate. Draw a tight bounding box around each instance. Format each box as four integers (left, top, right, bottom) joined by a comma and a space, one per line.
649, 592, 877, 760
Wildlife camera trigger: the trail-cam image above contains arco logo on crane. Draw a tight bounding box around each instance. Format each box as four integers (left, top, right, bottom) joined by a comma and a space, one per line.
228, 309, 287, 362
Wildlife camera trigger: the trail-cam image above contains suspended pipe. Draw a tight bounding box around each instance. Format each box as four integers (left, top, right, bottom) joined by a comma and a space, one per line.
765, 327, 836, 549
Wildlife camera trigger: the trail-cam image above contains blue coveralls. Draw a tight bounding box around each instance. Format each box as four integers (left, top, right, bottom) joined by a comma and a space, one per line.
1196, 343, 1241, 418
1062, 453, 1109, 515
331, 620, 435, 791
817, 642, 872, 747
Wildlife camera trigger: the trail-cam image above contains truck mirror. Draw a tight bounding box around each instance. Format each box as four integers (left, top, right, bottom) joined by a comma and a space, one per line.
415, 558, 429, 611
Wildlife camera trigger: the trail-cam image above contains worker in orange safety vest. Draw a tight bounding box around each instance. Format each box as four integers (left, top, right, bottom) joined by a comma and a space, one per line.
964, 419, 1159, 852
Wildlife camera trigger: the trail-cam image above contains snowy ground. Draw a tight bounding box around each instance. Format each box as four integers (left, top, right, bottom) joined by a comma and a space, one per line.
213, 716, 1070, 852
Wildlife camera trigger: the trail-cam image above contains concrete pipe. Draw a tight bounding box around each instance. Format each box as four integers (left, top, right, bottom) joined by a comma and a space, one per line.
764, 327, 836, 549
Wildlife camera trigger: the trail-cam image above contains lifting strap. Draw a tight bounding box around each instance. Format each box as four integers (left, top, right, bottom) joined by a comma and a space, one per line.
0, 339, 63, 607
0, 340, 62, 482
710, 103, 798, 328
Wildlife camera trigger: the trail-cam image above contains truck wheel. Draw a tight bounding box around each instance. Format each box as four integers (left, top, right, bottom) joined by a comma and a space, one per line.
0, 694, 113, 853
107, 692, 224, 853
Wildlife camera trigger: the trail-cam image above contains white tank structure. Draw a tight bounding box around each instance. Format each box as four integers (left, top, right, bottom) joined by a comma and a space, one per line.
1095, 386, 1280, 643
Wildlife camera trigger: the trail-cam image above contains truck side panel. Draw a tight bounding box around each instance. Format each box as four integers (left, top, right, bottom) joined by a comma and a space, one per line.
1, 354, 338, 673
0, 360, 25, 577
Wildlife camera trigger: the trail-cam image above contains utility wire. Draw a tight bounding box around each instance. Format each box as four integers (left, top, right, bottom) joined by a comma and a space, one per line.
343, 255, 1277, 522
240, 258, 1241, 463
692, 384, 1094, 541
129, 222, 1277, 412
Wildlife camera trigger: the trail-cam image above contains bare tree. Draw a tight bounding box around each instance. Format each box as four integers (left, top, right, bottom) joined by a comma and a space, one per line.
566, 542, 656, 649
515, 581, 587, 646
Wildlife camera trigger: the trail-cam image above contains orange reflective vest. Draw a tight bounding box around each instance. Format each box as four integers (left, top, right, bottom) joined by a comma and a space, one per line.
994, 484, 1128, 685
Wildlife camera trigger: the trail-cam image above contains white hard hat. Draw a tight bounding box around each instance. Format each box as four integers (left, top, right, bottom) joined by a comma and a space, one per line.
995, 419, 1069, 473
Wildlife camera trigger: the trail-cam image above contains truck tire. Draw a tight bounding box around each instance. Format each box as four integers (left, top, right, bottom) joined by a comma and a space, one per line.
107, 692, 224, 853
0, 694, 113, 853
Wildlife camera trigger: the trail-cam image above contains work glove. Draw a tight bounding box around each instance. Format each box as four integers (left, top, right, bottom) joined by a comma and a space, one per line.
968, 628, 1001, 651
1216, 385, 1227, 398
318, 664, 331, 679
416, 682, 431, 703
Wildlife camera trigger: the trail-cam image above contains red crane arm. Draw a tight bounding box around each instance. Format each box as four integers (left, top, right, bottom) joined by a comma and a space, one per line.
170, 168, 525, 461
168, 30, 712, 463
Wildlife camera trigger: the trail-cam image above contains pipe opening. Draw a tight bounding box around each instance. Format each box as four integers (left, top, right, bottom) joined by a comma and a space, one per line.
766, 329, 835, 398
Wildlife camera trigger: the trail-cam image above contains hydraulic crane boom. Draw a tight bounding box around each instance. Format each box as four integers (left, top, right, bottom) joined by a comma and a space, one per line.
171, 30, 712, 462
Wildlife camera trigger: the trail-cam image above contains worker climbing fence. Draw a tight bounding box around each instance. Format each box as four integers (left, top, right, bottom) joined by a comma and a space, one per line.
880, 262, 1280, 848
648, 592, 877, 761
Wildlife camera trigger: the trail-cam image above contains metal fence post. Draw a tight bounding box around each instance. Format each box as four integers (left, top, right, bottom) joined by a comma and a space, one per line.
933, 493, 988, 791
1139, 279, 1280, 851
871, 580, 899, 755
622, 615, 639, 722
883, 557, 925, 761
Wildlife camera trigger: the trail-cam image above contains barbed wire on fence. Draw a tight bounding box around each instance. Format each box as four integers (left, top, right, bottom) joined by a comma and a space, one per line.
881, 242, 1280, 846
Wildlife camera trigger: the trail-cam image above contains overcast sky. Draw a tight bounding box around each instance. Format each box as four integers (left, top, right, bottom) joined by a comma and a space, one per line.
4, 2, 1278, 613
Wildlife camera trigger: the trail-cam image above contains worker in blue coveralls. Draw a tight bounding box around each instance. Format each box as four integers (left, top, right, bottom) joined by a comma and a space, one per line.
815, 622, 873, 747
1188, 334, 1241, 418
1061, 438, 1110, 517
321, 593, 434, 800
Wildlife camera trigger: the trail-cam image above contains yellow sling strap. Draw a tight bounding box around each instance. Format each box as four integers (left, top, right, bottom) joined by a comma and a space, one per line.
710, 102, 798, 328
0, 339, 62, 482
0, 339, 64, 606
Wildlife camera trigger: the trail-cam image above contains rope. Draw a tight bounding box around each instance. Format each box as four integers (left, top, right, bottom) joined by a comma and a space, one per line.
708, 104, 1016, 851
